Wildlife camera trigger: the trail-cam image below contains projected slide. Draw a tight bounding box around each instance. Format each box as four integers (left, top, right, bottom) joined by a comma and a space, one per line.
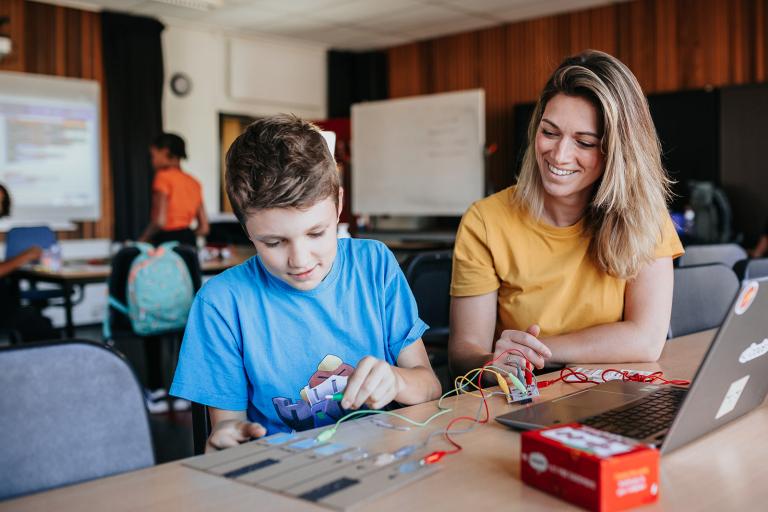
0, 72, 100, 223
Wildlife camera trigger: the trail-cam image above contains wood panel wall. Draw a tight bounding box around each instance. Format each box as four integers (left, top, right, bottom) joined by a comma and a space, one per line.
388, 0, 768, 192
0, 0, 111, 239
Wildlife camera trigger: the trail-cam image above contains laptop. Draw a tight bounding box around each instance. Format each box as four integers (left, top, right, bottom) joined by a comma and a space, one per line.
496, 277, 768, 454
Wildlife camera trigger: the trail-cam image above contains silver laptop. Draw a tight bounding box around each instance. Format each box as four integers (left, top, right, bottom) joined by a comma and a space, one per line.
496, 277, 768, 454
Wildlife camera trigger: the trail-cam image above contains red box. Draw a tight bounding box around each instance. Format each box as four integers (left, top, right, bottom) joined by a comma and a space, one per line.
520, 423, 660, 511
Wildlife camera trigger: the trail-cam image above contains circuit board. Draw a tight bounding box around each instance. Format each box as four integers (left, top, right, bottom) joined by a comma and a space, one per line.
509, 383, 540, 403
183, 430, 439, 510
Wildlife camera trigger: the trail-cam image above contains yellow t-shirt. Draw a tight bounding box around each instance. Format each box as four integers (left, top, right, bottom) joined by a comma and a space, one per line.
451, 187, 684, 338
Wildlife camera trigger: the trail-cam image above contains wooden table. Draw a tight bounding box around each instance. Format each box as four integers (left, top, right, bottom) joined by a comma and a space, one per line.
3, 329, 766, 511
13, 248, 255, 338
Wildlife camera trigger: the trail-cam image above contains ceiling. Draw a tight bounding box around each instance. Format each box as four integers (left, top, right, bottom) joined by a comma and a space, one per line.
52, 0, 625, 50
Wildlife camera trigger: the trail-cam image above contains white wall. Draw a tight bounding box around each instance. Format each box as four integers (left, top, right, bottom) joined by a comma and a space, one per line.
162, 24, 328, 213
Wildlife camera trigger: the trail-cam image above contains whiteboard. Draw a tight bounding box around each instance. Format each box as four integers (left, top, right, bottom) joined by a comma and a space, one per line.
351, 89, 485, 216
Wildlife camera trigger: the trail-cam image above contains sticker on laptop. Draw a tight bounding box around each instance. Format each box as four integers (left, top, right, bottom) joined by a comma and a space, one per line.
715, 375, 750, 420
739, 339, 768, 364
735, 281, 759, 315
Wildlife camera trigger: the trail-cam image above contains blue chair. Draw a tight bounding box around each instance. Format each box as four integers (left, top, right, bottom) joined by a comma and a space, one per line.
0, 340, 154, 499
5, 226, 57, 259
5, 226, 79, 307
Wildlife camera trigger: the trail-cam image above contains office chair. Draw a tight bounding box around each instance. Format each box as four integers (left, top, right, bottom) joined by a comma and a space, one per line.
0, 340, 154, 499
677, 243, 747, 269
402, 250, 453, 390
669, 264, 740, 339
733, 257, 768, 281
5, 226, 57, 259
402, 250, 453, 346
192, 402, 212, 455
105, 245, 202, 404
5, 226, 81, 307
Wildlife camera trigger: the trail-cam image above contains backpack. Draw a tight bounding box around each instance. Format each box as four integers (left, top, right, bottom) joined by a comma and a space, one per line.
688, 180, 733, 243
103, 242, 194, 339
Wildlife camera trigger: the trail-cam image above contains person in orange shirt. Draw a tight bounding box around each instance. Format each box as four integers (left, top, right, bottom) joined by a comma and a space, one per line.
139, 133, 209, 248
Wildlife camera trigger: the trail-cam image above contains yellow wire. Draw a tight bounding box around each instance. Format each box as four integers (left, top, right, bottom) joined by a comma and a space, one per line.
317, 364, 514, 442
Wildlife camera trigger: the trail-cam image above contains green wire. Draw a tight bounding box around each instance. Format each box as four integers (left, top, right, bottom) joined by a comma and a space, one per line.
316, 365, 507, 443
316, 386, 464, 442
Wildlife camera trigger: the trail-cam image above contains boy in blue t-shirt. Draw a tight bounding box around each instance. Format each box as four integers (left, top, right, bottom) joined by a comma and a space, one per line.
170, 115, 441, 451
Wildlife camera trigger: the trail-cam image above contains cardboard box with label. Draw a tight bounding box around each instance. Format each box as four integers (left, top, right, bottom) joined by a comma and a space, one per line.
521, 423, 660, 511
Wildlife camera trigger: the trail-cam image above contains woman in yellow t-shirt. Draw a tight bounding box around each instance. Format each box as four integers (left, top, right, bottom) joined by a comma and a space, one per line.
449, 50, 684, 377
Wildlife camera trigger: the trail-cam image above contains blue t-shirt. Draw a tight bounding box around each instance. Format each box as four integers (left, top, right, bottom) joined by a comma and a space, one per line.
170, 238, 428, 435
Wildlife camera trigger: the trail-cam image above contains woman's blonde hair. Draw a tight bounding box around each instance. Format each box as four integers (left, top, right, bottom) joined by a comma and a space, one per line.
515, 49, 671, 280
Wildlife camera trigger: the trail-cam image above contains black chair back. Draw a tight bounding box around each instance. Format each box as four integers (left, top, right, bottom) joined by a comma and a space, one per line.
669, 264, 740, 338
402, 250, 452, 345
192, 402, 212, 455
733, 257, 768, 281
0, 340, 154, 499
677, 243, 747, 268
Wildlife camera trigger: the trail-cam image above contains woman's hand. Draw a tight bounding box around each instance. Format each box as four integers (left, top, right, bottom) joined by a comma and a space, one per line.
342, 356, 403, 410
206, 419, 266, 452
493, 324, 551, 373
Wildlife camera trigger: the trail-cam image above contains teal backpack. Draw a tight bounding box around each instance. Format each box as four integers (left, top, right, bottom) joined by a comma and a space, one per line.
103, 242, 194, 340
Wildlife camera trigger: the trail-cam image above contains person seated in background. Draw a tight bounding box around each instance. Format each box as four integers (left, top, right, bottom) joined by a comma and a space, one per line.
449, 50, 684, 380
138, 133, 209, 248
0, 183, 57, 342
170, 115, 441, 451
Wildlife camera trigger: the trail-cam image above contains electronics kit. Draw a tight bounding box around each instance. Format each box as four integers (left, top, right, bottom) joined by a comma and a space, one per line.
184, 350, 684, 510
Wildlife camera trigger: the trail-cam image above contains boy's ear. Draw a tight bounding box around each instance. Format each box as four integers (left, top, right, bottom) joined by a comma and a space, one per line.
337, 188, 344, 221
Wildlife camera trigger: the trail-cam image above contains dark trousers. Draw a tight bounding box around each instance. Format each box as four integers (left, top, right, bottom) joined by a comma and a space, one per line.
0, 278, 58, 342
144, 336, 165, 390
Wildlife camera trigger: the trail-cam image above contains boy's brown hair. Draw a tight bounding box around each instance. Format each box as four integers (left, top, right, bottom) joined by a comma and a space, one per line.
225, 114, 339, 225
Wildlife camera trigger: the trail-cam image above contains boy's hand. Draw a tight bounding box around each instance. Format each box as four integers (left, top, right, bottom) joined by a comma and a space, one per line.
342, 356, 403, 410
206, 419, 266, 452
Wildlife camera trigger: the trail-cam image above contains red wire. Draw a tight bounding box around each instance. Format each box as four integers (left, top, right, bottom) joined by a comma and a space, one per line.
538, 366, 690, 388
439, 349, 532, 456
429, 357, 690, 464
599, 368, 690, 386
430, 349, 573, 463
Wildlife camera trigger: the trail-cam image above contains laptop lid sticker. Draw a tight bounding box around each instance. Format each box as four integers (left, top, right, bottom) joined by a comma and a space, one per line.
734, 281, 759, 315
715, 375, 750, 420
739, 339, 768, 364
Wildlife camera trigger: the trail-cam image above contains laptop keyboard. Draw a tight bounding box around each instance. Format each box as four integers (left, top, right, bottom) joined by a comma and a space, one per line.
581, 386, 688, 440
